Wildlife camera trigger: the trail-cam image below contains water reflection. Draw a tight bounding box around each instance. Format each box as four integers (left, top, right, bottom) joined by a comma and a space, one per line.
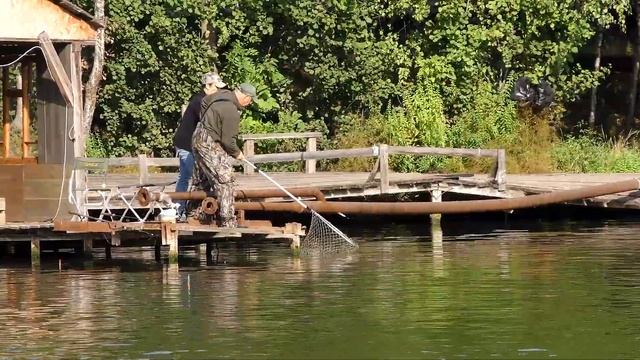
0, 220, 639, 358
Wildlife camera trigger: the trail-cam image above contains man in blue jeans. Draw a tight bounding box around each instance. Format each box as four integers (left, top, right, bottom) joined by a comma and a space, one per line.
173, 72, 227, 216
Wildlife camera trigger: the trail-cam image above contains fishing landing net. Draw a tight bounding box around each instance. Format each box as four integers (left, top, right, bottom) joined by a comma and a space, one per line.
300, 210, 358, 256
242, 159, 357, 255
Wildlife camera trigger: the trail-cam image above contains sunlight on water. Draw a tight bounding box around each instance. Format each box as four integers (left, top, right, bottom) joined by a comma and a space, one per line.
1, 219, 640, 358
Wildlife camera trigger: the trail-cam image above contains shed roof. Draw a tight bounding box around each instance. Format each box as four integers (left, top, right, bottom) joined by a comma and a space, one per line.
48, 0, 104, 29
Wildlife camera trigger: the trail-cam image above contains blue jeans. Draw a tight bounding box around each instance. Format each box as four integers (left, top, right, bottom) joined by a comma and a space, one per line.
175, 147, 194, 213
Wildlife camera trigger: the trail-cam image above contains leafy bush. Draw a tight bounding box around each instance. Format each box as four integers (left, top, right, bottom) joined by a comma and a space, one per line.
552, 131, 640, 172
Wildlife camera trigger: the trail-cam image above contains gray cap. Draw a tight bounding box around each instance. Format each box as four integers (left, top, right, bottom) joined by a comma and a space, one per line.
238, 83, 258, 100
201, 72, 227, 88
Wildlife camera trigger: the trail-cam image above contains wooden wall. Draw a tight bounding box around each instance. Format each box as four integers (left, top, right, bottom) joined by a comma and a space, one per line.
0, 164, 72, 222
0, 0, 96, 42
36, 43, 76, 165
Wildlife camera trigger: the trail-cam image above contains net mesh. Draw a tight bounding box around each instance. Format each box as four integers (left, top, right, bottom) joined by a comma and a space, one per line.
300, 210, 358, 256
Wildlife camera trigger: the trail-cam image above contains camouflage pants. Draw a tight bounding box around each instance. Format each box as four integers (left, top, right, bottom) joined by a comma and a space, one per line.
191, 125, 237, 228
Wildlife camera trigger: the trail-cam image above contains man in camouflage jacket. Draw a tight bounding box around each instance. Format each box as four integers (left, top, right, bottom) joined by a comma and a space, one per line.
190, 83, 257, 227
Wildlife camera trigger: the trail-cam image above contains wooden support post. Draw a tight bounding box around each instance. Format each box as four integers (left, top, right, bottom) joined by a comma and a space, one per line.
21, 61, 32, 158
161, 221, 179, 263
0, 198, 5, 225
138, 154, 149, 185
305, 137, 317, 174
379, 144, 389, 194
70, 42, 83, 158
31, 239, 41, 265
430, 188, 444, 276
195, 243, 207, 255
105, 241, 112, 260
2, 68, 10, 158
82, 238, 93, 258
37, 32, 73, 105
430, 189, 443, 228
290, 235, 301, 256
495, 149, 506, 191
110, 232, 121, 247
205, 242, 214, 259
285, 222, 304, 256
154, 241, 162, 262
243, 139, 255, 174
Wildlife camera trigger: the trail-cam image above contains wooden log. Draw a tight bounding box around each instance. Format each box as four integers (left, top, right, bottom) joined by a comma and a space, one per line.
305, 137, 317, 174
240, 131, 322, 140
243, 139, 255, 175
2, 68, 9, 158
37, 32, 74, 105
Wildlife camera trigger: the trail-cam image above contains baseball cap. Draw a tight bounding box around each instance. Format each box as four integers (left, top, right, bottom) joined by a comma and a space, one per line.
238, 82, 258, 100
201, 72, 227, 88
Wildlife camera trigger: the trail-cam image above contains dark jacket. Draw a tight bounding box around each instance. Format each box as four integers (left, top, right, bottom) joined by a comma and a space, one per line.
173, 92, 205, 151
198, 89, 242, 157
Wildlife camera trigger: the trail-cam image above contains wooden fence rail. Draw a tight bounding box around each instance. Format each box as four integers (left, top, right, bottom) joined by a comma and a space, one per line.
76, 135, 506, 194
239, 131, 322, 174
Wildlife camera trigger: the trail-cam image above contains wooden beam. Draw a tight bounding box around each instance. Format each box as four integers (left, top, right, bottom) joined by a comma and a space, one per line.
388, 146, 499, 158
243, 139, 255, 175
248, 147, 377, 164
379, 144, 389, 194
2, 68, 9, 158
239, 131, 322, 141
4, 88, 22, 98
70, 42, 83, 157
138, 154, 149, 185
305, 137, 317, 174
21, 61, 32, 158
37, 31, 74, 105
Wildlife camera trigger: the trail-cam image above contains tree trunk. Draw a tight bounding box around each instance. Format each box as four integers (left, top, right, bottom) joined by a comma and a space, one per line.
627, 0, 640, 132
589, 31, 603, 130
81, 0, 105, 154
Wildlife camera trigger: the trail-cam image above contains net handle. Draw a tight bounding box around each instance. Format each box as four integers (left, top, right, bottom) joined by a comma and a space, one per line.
242, 159, 357, 247
242, 159, 309, 211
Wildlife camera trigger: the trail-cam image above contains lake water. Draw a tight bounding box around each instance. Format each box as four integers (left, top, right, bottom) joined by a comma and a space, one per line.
1, 217, 639, 359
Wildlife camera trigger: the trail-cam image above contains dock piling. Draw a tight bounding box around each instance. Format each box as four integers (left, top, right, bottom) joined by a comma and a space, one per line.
161, 222, 179, 263
105, 240, 112, 260
30, 238, 40, 266
82, 238, 93, 258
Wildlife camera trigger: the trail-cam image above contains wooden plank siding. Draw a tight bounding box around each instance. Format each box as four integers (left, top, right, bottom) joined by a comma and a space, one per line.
0, 0, 98, 42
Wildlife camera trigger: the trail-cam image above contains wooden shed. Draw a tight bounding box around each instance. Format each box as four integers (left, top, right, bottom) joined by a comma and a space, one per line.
0, 0, 102, 222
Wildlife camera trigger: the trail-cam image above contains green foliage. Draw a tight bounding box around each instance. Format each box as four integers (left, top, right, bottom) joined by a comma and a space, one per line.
333, 81, 448, 172
86, 133, 108, 158
552, 131, 640, 172
448, 80, 518, 149
71, 0, 632, 160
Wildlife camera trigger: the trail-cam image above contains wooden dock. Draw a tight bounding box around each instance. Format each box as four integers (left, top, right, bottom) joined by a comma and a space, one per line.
86, 171, 640, 210
2, 134, 640, 265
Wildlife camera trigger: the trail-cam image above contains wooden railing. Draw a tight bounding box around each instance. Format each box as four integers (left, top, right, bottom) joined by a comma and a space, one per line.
239, 132, 322, 175
76, 132, 507, 193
